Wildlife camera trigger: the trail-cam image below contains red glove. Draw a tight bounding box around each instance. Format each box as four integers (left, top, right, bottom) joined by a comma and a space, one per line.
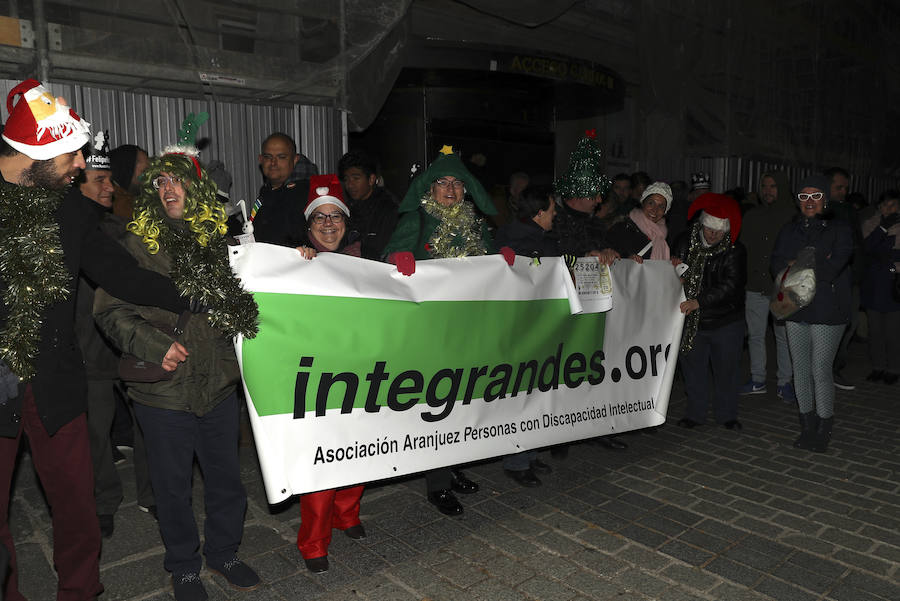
388, 251, 415, 276
500, 246, 516, 266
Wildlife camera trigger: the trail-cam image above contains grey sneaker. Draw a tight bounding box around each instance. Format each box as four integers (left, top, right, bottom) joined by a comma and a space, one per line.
833, 372, 856, 391
739, 380, 767, 395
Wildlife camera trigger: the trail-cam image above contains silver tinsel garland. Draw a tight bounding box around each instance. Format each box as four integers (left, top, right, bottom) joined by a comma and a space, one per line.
680, 221, 732, 353
0, 183, 71, 379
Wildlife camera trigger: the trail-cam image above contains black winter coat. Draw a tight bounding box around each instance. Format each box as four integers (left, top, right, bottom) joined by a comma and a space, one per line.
347, 187, 399, 260
606, 218, 652, 258
548, 202, 606, 257
770, 215, 853, 325
0, 185, 186, 437
251, 179, 309, 247
494, 219, 560, 258
673, 232, 747, 330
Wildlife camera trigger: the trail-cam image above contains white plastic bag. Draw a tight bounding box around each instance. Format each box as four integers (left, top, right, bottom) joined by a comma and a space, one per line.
770, 246, 817, 319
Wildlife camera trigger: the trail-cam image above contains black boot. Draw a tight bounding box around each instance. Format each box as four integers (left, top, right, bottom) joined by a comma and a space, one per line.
793, 412, 818, 450
810, 416, 833, 453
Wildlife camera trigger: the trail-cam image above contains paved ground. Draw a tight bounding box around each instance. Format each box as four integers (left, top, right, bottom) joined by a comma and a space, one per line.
8, 341, 899, 601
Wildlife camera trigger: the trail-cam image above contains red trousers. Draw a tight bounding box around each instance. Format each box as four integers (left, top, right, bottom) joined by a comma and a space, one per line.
296, 485, 364, 559
0, 385, 102, 600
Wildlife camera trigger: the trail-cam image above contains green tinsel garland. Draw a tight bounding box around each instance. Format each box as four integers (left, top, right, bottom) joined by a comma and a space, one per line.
420, 193, 488, 258
158, 226, 258, 339
0, 183, 71, 379
554, 135, 612, 200
680, 221, 732, 353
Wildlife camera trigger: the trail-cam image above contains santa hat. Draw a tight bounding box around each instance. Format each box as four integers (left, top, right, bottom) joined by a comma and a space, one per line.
2, 79, 91, 160
640, 181, 673, 213
85, 129, 110, 170
305, 174, 349, 219
687, 192, 742, 244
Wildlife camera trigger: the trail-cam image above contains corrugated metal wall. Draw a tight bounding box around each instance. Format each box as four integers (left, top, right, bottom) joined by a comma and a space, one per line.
0, 79, 345, 206
639, 156, 897, 206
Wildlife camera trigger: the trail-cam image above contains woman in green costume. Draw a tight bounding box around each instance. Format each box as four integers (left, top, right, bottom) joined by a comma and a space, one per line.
383, 145, 507, 516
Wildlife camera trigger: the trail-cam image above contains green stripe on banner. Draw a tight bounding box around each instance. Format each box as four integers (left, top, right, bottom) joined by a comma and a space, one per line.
243, 293, 605, 417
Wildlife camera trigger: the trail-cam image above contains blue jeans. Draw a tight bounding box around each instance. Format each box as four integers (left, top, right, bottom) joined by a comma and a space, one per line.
134, 392, 246, 575
745, 291, 792, 385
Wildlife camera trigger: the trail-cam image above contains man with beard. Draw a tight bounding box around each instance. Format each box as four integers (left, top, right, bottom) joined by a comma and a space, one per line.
0, 79, 188, 601
739, 171, 796, 401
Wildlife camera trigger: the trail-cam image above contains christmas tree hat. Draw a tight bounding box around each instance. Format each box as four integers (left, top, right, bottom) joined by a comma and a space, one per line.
399, 145, 496, 215
554, 129, 611, 200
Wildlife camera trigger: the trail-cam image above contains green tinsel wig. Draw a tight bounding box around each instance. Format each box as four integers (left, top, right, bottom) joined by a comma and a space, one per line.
126, 149, 258, 339
129, 151, 227, 253
554, 130, 611, 200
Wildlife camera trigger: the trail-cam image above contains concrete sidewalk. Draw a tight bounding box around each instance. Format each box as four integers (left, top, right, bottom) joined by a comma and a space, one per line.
8, 345, 899, 601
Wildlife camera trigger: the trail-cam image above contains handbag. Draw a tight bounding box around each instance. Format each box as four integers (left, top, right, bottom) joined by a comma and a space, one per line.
118, 311, 191, 383
770, 247, 817, 320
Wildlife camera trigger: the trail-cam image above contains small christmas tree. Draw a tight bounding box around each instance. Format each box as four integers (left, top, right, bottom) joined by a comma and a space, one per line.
554, 129, 611, 199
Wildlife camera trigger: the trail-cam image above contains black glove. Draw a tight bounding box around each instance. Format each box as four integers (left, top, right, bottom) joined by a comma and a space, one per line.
189, 297, 210, 314
880, 213, 900, 230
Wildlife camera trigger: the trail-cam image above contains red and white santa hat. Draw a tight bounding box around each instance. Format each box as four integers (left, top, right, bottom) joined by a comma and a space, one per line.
305, 174, 349, 220
687, 192, 742, 244
2, 79, 91, 160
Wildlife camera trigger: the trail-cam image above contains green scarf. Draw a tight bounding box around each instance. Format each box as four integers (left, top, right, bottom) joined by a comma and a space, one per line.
420, 193, 489, 259
680, 221, 732, 353
0, 182, 71, 379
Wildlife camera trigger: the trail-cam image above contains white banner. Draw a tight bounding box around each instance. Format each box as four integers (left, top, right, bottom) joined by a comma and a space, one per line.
231, 245, 685, 502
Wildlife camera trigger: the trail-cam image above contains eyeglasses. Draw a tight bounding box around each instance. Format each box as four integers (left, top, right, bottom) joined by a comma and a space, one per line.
152, 175, 183, 190
434, 178, 465, 189
797, 192, 824, 202
311, 212, 345, 224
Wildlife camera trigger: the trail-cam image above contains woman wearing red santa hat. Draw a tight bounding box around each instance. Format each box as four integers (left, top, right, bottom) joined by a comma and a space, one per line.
293, 175, 365, 574
671, 193, 747, 431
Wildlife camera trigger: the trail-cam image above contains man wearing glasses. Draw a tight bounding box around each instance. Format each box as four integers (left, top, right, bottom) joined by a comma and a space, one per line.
94, 149, 260, 600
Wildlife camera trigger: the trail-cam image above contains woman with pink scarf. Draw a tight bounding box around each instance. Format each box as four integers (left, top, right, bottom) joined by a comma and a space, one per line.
605, 181, 672, 262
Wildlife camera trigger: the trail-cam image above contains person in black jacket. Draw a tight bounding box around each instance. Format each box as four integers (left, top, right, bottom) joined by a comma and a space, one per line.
672, 193, 747, 431
493, 185, 559, 486
0, 80, 189, 601
771, 175, 853, 452
337, 150, 398, 260
494, 185, 560, 261
246, 133, 315, 246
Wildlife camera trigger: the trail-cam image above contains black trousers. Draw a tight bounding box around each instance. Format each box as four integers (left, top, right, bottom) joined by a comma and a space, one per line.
86, 378, 123, 515
680, 319, 743, 424
134, 392, 246, 575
